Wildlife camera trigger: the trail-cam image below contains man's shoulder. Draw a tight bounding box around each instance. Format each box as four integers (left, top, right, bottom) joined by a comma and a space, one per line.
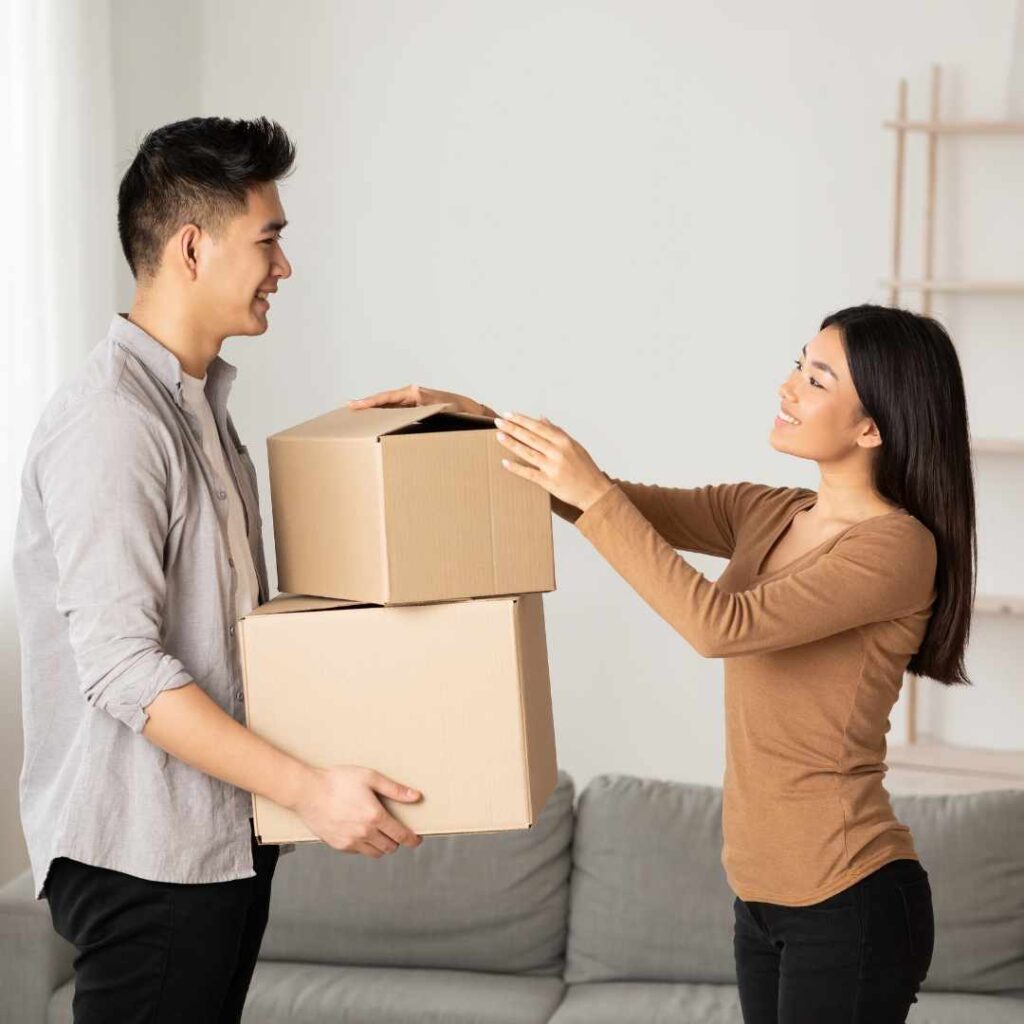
37, 339, 171, 440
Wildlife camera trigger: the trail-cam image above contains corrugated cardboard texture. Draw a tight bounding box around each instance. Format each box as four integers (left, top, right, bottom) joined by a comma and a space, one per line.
514, 593, 558, 817
238, 595, 557, 843
267, 404, 555, 605
382, 431, 554, 604
268, 432, 387, 603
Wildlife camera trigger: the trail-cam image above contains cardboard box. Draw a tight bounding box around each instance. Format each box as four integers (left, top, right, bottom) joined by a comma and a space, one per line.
267, 403, 556, 605
238, 591, 558, 843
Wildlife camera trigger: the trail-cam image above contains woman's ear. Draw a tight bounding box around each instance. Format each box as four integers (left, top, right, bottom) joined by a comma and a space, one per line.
857, 418, 883, 449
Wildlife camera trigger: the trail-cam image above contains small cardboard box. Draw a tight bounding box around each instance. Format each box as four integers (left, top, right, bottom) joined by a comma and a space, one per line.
267, 403, 556, 605
238, 592, 558, 843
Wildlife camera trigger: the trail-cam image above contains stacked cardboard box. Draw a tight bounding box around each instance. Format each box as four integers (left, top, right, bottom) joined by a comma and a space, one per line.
237, 403, 559, 844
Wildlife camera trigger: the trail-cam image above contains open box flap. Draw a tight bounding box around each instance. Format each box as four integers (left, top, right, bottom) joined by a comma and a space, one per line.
243, 594, 370, 617
268, 403, 494, 443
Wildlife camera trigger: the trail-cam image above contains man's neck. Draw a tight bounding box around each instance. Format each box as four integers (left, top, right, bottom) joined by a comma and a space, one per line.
126, 296, 223, 379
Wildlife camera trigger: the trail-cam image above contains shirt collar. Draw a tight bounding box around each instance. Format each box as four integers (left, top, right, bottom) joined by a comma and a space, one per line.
108, 312, 238, 415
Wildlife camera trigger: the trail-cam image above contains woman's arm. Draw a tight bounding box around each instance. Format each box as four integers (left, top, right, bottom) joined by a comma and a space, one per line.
491, 412, 937, 658
574, 484, 937, 657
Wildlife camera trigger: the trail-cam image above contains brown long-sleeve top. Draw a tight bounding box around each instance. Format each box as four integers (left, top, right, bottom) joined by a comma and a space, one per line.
560, 479, 938, 907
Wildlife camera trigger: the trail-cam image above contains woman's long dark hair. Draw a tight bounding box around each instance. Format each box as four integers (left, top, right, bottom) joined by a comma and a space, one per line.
819, 304, 976, 686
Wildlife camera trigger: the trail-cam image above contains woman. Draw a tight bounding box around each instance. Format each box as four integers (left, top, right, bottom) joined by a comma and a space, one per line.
349, 303, 976, 1023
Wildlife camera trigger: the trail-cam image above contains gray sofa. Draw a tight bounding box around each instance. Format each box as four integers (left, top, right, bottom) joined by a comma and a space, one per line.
2, 773, 1022, 1023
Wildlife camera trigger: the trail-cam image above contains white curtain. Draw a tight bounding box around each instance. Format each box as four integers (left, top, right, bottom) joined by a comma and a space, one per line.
0, 0, 118, 882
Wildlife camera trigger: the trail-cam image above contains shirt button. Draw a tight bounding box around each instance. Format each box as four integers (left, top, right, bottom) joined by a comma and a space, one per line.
228, 558, 235, 568
235, 689, 244, 702
228, 624, 236, 636
217, 489, 227, 500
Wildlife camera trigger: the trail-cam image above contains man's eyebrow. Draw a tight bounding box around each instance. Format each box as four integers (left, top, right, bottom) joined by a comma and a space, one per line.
801, 344, 839, 382
259, 219, 288, 233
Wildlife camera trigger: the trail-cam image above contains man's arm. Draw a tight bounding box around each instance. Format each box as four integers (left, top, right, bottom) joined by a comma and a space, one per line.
143, 683, 422, 856
38, 392, 419, 857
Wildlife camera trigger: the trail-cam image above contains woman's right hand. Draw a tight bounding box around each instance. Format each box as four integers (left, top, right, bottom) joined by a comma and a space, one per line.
347, 384, 496, 420
290, 764, 424, 858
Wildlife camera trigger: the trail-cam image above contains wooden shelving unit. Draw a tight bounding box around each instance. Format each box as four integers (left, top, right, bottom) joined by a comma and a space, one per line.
883, 66, 1024, 770
886, 736, 1024, 795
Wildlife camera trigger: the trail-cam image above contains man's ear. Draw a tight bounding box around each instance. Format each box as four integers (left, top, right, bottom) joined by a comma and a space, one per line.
178, 224, 201, 279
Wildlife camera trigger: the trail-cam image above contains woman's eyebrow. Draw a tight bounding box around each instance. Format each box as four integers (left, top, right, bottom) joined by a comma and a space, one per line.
801, 343, 839, 382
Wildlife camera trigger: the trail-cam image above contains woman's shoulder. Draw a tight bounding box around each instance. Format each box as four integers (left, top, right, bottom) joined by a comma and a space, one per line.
841, 508, 937, 568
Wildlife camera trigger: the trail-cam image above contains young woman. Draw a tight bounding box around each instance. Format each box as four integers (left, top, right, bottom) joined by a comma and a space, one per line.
350, 302, 976, 1023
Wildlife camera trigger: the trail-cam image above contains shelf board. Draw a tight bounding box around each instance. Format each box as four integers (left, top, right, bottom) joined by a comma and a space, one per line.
972, 438, 1024, 455
974, 594, 1024, 617
883, 119, 1024, 135
887, 736, 1024, 778
881, 278, 1024, 294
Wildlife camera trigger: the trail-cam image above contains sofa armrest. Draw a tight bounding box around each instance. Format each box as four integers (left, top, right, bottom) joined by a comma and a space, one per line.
0, 869, 74, 1021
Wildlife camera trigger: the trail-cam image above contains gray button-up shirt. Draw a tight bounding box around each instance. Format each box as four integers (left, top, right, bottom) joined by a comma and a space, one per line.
13, 313, 279, 897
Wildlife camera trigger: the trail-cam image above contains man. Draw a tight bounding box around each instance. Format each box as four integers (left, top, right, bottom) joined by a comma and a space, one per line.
13, 115, 422, 1023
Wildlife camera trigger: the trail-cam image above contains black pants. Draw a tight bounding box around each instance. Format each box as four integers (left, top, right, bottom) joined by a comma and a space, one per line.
45, 825, 279, 1024
733, 857, 934, 1023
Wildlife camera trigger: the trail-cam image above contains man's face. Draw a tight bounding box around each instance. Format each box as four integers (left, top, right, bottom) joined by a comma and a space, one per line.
190, 180, 292, 339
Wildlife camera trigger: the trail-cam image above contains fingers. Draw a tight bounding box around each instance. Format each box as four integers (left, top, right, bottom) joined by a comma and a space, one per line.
377, 813, 423, 849
501, 457, 545, 487
498, 412, 565, 447
347, 386, 417, 409
353, 839, 385, 858
495, 430, 546, 468
368, 770, 421, 803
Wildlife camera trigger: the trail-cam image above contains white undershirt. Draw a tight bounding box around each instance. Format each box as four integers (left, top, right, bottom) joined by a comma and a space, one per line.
180, 371, 261, 621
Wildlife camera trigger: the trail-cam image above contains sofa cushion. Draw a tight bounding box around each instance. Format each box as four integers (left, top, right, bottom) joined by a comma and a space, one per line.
543, 982, 1024, 1024
47, 965, 566, 1024
891, 788, 1024, 994
259, 770, 573, 975
548, 981, 743, 1023
565, 775, 735, 985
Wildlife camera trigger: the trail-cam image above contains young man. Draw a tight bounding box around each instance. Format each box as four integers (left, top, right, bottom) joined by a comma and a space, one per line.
13, 116, 422, 1023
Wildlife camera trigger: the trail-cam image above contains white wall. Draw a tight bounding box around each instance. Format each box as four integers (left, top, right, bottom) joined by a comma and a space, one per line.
3, 0, 1021, 881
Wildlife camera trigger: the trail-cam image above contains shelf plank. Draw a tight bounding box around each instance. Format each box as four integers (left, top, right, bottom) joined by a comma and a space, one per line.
883, 119, 1024, 135
887, 737, 1024, 777
974, 594, 1024, 616
971, 438, 1024, 455
881, 278, 1024, 294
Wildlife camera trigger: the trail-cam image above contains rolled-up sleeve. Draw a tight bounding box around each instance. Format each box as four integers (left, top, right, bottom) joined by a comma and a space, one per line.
36, 391, 193, 731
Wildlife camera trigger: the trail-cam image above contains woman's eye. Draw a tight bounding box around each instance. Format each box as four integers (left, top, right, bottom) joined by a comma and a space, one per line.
792, 358, 824, 389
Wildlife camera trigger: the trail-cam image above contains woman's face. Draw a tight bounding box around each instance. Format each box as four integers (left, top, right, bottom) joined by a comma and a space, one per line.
770, 325, 882, 461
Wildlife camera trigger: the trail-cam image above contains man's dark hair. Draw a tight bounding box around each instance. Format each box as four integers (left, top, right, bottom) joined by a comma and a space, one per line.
117, 116, 296, 280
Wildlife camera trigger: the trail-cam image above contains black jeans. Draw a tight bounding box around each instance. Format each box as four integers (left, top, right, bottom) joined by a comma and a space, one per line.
733, 858, 934, 1024
45, 824, 279, 1024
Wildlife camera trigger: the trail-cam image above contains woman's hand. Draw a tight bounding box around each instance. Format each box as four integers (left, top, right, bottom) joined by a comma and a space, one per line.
348, 384, 496, 419
495, 412, 613, 512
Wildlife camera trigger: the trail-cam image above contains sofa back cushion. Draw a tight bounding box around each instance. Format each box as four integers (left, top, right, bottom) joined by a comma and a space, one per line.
565, 775, 736, 984
891, 788, 1024, 994
259, 771, 574, 975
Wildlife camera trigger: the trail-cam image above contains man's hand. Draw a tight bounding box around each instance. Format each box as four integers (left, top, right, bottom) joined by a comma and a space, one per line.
348, 384, 496, 419
289, 764, 424, 858
143, 683, 423, 860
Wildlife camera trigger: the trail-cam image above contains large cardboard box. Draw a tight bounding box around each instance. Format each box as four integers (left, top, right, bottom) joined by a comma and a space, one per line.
238, 591, 558, 843
267, 403, 556, 605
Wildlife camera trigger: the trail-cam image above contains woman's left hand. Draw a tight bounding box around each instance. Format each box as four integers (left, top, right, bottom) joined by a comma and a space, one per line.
494, 412, 613, 513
